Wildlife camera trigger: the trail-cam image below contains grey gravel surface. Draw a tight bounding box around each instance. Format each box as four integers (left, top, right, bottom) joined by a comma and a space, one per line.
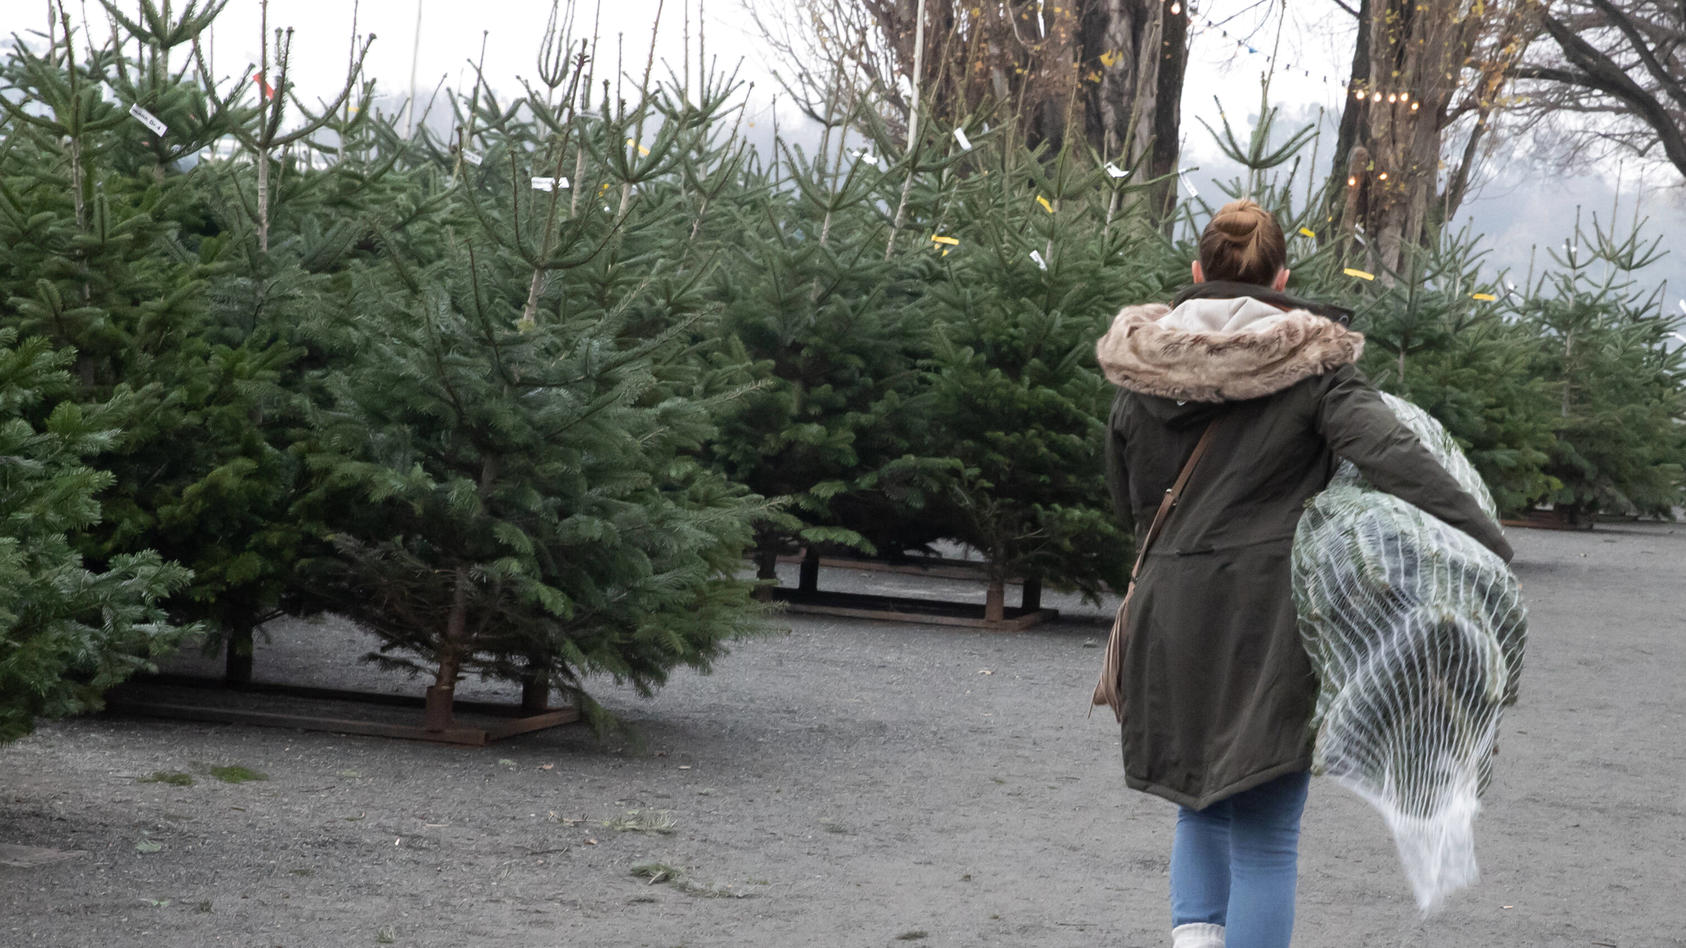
1, 524, 1683, 947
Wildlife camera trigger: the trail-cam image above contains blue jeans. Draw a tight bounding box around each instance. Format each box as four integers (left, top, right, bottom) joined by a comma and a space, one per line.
1170, 770, 1311, 948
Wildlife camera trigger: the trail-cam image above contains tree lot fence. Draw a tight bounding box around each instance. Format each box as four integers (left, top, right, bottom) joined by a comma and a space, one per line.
0, 1, 1681, 742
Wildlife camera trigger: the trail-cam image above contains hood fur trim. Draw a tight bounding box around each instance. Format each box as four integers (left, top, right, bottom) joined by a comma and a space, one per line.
1095, 300, 1364, 403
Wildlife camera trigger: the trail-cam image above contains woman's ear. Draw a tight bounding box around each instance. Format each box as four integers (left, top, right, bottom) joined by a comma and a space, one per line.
1191, 261, 1206, 284
1272, 267, 1291, 292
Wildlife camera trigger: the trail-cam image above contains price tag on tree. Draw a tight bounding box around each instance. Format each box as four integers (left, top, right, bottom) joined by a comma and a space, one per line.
129, 103, 166, 136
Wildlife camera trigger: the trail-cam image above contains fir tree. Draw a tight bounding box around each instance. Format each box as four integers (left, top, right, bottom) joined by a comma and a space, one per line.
1519, 216, 1686, 523
909, 140, 1162, 616
0, 329, 190, 742
709, 130, 936, 586
293, 52, 770, 729
0, 2, 323, 682
1341, 230, 1558, 516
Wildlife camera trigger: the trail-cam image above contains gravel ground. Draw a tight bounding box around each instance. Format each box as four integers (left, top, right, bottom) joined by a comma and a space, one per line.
1, 523, 1683, 948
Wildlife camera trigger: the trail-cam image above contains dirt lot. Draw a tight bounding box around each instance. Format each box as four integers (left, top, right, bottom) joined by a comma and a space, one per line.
2, 523, 1683, 948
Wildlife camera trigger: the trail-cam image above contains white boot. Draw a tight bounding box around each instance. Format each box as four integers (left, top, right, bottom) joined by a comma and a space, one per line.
1171, 922, 1225, 948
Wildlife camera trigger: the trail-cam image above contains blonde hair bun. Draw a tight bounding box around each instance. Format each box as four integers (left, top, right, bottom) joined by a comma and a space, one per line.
1198, 199, 1287, 286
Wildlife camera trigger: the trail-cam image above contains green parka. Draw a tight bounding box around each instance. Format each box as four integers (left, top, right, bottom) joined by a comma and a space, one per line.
1095, 295, 1513, 810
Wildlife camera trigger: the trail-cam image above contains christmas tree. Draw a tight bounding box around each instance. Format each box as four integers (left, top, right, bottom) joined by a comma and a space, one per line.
1519, 215, 1686, 523
292, 47, 771, 730
0, 328, 189, 742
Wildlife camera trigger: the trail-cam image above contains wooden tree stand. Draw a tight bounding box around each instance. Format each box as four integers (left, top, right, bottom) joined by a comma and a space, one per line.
765, 548, 1058, 632
1500, 508, 1596, 531
105, 674, 579, 746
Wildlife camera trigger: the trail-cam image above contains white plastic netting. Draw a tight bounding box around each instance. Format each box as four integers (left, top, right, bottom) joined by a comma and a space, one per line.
1292, 394, 1527, 912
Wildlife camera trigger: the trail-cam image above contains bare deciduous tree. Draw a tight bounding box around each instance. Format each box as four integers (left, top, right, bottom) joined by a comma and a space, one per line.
1511, 0, 1686, 181
1329, 0, 1532, 274
746, 0, 1189, 209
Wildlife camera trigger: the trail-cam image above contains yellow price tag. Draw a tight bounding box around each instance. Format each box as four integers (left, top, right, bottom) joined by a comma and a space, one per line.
626, 138, 650, 156
1343, 268, 1375, 281
931, 235, 960, 246
1036, 195, 1054, 214
1298, 227, 1316, 238
1471, 292, 1497, 301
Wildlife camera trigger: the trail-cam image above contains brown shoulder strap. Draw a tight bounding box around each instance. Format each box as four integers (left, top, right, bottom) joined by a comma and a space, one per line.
1130, 418, 1223, 580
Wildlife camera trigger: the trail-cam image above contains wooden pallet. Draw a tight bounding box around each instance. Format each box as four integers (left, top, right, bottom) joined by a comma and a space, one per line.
105, 675, 579, 746
1500, 508, 1596, 531
772, 587, 1057, 632
775, 551, 1011, 583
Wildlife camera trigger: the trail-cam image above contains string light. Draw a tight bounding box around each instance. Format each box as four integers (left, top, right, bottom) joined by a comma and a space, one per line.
1194, 18, 1466, 102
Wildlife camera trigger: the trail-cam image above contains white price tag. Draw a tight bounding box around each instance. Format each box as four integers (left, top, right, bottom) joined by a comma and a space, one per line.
129, 103, 166, 136
953, 128, 972, 151
462, 150, 483, 166
1105, 162, 1129, 179
530, 176, 570, 191
1029, 249, 1047, 271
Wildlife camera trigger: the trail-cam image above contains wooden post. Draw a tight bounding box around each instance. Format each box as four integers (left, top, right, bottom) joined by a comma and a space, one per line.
798, 547, 821, 594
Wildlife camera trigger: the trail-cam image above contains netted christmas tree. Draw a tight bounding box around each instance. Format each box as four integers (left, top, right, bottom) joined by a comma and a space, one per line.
1293, 392, 1527, 910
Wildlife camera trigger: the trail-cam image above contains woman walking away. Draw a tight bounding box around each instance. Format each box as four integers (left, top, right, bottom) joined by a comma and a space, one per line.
1092, 199, 1513, 948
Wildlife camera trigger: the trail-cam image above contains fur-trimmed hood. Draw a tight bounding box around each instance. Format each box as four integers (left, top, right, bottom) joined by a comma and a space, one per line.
1094, 296, 1364, 403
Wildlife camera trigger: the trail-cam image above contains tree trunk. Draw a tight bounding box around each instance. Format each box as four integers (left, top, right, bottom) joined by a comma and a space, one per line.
1023, 2, 1082, 154
1079, 0, 1186, 221
521, 663, 550, 715
1146, 4, 1188, 224
1020, 577, 1042, 612
984, 578, 1006, 623
224, 619, 255, 685
798, 546, 821, 594
752, 548, 778, 602
1329, 0, 1372, 241
1341, 0, 1489, 274
426, 566, 473, 732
